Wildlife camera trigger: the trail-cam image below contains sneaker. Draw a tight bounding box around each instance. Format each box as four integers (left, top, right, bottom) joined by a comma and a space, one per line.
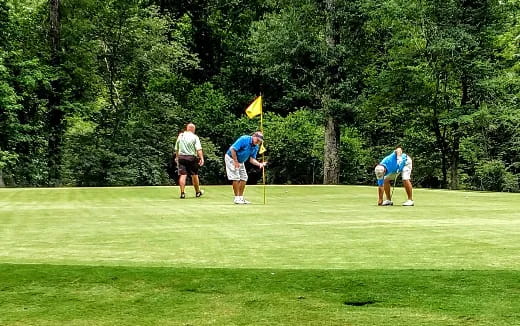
242, 198, 251, 204
403, 200, 414, 206
234, 198, 245, 205
180, 192, 185, 199
382, 200, 393, 206
196, 190, 204, 198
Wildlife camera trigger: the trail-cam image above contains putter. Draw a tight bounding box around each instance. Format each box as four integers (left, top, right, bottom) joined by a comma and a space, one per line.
390, 172, 400, 200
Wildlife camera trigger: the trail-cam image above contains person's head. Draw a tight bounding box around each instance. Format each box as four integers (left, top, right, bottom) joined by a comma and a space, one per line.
186, 123, 196, 133
395, 146, 403, 157
374, 164, 386, 179
252, 131, 264, 145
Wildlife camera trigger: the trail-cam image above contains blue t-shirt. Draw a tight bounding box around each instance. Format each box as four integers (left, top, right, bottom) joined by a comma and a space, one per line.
377, 151, 408, 186
226, 135, 259, 163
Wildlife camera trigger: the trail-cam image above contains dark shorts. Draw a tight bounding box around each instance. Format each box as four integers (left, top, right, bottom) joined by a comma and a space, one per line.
177, 155, 199, 176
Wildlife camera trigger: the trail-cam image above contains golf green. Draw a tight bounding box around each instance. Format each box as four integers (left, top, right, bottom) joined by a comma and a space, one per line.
0, 186, 518, 325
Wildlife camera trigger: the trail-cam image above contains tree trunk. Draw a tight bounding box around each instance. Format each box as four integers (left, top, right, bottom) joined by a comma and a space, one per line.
322, 0, 340, 184
432, 73, 449, 188
323, 115, 340, 184
0, 169, 5, 187
448, 134, 460, 189
48, 0, 63, 186
432, 124, 448, 188
50, 0, 59, 55
448, 76, 469, 190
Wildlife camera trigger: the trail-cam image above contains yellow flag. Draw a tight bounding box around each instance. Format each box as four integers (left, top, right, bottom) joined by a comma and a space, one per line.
245, 96, 262, 118
259, 144, 267, 154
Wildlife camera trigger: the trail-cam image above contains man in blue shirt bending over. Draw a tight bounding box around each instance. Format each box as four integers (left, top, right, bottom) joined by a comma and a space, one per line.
374, 146, 414, 206
225, 132, 266, 204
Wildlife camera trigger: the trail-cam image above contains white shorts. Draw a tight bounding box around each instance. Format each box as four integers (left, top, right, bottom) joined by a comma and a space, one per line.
225, 154, 248, 181
386, 157, 413, 181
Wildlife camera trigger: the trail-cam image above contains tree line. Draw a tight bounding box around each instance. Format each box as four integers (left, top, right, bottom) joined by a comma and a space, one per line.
0, 0, 519, 191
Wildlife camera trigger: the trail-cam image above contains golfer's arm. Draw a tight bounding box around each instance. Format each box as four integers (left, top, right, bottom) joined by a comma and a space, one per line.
174, 139, 180, 160
249, 157, 262, 168
197, 149, 204, 161
230, 148, 239, 164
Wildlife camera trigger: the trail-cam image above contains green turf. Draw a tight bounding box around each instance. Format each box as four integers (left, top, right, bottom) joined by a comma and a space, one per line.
0, 185, 519, 325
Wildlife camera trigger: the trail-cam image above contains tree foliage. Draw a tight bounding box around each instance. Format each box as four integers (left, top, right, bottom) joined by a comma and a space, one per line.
0, 0, 518, 191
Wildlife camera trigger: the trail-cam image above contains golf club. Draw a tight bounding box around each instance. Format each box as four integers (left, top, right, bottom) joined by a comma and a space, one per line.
390, 172, 400, 200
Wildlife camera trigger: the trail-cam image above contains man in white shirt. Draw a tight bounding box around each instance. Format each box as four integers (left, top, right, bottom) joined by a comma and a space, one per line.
174, 123, 204, 198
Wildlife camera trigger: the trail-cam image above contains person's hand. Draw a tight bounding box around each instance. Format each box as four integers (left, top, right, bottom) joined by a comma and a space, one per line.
258, 162, 267, 169
234, 161, 240, 169
199, 158, 204, 166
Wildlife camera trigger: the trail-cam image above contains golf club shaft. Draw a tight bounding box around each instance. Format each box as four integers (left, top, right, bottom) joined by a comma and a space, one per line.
391, 173, 399, 200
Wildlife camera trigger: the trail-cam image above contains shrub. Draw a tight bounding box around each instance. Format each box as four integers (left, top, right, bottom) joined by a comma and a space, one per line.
474, 160, 519, 192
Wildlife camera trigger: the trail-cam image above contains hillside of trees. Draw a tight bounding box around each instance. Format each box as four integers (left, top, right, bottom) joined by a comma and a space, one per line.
1, 0, 519, 191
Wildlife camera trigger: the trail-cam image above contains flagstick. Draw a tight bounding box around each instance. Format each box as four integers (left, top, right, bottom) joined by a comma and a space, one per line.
262, 166, 266, 204
245, 94, 266, 204
260, 103, 266, 205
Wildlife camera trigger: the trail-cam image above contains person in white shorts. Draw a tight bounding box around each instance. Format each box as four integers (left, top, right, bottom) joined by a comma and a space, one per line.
225, 132, 266, 204
374, 146, 414, 206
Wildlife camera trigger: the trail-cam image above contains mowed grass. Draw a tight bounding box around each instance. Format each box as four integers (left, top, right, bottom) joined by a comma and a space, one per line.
0, 185, 519, 325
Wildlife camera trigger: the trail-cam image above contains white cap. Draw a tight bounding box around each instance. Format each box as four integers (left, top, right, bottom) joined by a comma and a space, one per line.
374, 165, 385, 179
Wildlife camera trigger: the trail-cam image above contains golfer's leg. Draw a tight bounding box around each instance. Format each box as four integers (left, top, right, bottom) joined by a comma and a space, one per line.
192, 175, 200, 193
225, 154, 240, 197
236, 164, 248, 197
378, 186, 384, 205
403, 179, 413, 200
238, 180, 246, 196
384, 179, 392, 200
179, 175, 187, 193
232, 180, 240, 196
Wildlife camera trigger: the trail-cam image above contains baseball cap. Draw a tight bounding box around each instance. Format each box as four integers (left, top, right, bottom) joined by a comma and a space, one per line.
252, 131, 264, 141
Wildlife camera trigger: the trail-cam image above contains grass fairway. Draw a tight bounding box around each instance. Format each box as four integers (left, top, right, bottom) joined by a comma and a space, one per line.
0, 185, 519, 325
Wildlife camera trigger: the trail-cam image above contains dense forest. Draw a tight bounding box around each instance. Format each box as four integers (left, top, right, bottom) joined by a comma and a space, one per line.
0, 0, 519, 191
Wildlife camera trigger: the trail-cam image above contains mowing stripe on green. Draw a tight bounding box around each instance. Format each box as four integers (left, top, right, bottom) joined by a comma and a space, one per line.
1, 186, 518, 269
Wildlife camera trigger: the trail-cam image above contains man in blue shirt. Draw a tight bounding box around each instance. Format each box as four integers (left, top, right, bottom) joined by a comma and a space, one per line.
225, 132, 266, 204
374, 147, 414, 206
